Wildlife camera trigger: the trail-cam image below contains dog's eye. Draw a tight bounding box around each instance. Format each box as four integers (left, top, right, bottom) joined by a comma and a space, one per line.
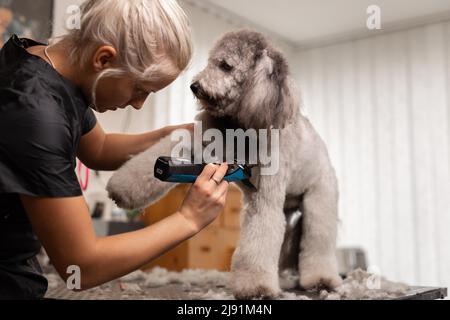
219, 60, 233, 72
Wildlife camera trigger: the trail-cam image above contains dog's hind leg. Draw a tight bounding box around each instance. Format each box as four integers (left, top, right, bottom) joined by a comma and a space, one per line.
298, 175, 342, 290
230, 176, 287, 299
106, 134, 190, 210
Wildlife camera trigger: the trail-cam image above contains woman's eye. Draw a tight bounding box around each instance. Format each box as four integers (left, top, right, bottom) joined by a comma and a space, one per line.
219, 61, 233, 72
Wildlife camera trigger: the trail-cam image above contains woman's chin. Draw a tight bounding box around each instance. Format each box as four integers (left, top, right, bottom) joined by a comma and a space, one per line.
97, 106, 116, 113
93, 104, 127, 113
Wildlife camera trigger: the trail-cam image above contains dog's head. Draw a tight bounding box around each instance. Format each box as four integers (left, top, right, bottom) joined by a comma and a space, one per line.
191, 30, 297, 129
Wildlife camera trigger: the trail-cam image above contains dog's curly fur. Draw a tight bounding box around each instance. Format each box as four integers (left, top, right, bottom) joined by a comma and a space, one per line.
107, 30, 342, 299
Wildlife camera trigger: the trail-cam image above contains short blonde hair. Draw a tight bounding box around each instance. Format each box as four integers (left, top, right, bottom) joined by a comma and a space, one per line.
61, 0, 192, 104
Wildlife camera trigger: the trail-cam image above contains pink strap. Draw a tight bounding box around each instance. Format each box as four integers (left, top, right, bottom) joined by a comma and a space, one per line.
77, 159, 90, 191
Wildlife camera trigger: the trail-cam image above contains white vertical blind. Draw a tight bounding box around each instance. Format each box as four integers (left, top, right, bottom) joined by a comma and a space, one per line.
295, 21, 450, 288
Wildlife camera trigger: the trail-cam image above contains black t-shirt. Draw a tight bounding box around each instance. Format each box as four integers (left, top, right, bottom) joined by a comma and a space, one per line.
0, 35, 97, 299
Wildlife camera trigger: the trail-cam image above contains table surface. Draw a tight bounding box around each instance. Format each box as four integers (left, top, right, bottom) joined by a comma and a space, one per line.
45, 284, 448, 300
396, 287, 447, 300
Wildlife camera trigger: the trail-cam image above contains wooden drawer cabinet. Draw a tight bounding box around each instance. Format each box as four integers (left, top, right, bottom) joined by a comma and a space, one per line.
142, 184, 243, 271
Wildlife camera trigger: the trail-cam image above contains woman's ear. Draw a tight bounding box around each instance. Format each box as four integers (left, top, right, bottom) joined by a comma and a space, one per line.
92, 46, 117, 72
239, 49, 296, 129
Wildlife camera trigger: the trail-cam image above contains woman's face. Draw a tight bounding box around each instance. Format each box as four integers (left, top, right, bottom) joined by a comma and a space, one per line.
0, 8, 13, 34
92, 73, 179, 113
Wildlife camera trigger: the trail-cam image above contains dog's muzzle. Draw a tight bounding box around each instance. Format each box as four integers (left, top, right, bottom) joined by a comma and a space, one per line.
190, 82, 218, 107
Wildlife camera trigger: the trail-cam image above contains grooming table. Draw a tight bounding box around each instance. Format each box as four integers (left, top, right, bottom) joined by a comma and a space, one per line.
396, 287, 447, 300
45, 283, 447, 300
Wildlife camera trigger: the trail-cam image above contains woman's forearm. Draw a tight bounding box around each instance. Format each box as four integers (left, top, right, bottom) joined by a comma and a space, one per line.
97, 123, 193, 171
97, 127, 171, 171
79, 212, 198, 290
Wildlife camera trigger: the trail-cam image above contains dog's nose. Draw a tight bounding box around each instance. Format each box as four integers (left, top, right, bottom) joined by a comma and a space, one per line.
190, 82, 201, 95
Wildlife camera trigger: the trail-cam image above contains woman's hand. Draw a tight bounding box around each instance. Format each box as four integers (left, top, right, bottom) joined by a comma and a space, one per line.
166, 123, 194, 135
179, 163, 230, 233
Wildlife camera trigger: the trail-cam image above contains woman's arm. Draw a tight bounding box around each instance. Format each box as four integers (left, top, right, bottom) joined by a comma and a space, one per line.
78, 122, 194, 171
21, 164, 229, 290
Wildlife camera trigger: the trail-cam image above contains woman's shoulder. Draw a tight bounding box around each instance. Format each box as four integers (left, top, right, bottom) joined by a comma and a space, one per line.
0, 76, 65, 120
0, 90, 74, 158
1, 35, 88, 112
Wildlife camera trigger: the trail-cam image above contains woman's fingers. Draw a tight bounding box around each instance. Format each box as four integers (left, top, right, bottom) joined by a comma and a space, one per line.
179, 163, 230, 233
213, 180, 229, 199
197, 163, 220, 182
197, 163, 229, 186
174, 123, 195, 132
211, 163, 229, 184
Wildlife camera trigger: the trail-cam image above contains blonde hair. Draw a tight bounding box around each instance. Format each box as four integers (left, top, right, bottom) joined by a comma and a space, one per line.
60, 0, 192, 106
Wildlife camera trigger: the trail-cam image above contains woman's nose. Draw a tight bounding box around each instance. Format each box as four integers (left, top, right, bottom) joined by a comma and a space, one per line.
130, 99, 146, 110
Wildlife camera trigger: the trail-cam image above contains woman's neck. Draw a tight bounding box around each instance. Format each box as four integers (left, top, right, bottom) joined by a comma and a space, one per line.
27, 40, 90, 92
47, 41, 86, 87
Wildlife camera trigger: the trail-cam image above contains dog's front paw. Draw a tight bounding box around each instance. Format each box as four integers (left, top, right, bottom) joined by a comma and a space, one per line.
106, 173, 143, 210
107, 186, 138, 210
231, 269, 281, 300
106, 167, 158, 210
299, 253, 342, 290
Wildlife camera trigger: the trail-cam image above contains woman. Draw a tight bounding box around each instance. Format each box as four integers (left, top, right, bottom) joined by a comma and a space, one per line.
0, 6, 13, 48
0, 0, 229, 299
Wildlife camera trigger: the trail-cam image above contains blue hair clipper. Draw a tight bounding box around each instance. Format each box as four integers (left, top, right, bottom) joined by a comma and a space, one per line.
154, 156, 259, 191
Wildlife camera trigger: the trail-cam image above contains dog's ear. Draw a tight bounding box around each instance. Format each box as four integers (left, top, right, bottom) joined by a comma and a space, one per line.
239, 49, 296, 129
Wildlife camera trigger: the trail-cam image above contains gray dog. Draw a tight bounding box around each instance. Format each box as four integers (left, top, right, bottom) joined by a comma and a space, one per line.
107, 30, 342, 299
